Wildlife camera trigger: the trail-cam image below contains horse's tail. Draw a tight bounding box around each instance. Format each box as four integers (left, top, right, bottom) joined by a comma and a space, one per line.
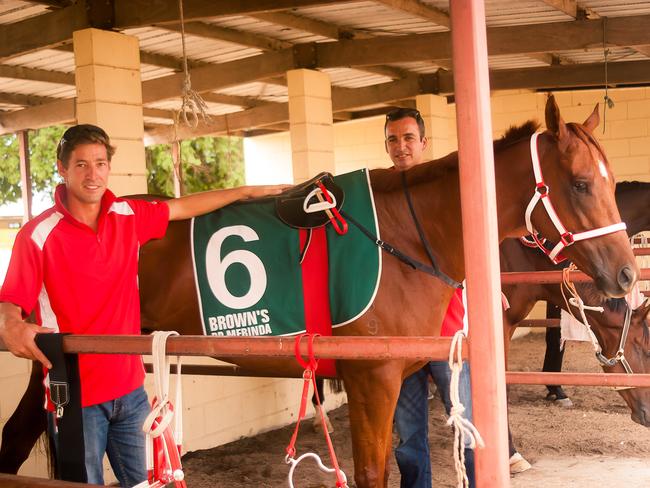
328, 379, 344, 394
41, 431, 57, 479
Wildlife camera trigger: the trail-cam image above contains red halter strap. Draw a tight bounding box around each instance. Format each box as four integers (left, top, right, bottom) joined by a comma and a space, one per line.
524, 132, 626, 264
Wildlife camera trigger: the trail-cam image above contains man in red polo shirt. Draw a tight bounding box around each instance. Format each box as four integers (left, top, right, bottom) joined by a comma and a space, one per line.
0, 124, 286, 486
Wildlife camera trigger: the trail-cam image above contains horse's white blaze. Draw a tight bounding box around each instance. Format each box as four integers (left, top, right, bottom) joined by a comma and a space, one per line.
598, 159, 609, 180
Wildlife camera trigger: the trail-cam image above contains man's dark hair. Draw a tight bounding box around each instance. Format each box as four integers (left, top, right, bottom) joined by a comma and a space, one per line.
56, 124, 116, 167
384, 108, 426, 139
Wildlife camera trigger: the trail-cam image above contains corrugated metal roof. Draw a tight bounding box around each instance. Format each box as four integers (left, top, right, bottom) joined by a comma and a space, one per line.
1, 1, 650, 136
0, 1, 49, 25
582, 0, 650, 16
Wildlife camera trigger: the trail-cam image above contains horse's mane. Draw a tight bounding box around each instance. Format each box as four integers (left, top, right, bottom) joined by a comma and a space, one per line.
616, 180, 648, 194
370, 120, 540, 192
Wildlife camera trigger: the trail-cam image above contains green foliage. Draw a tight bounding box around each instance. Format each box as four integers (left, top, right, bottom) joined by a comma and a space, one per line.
146, 136, 244, 196
0, 127, 244, 205
0, 126, 65, 204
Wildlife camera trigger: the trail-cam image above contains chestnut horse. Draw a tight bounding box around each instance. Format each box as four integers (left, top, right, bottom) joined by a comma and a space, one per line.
501, 182, 650, 426
0, 96, 639, 487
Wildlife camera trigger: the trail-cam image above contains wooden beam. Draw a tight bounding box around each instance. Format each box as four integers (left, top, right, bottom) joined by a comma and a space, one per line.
250, 11, 369, 40
540, 0, 577, 18
331, 74, 437, 111
0, 92, 60, 107
0, 98, 74, 133
55, 44, 206, 72
374, 0, 450, 28
114, 0, 344, 27
0, 1, 88, 60
633, 45, 650, 58
201, 93, 268, 108
314, 15, 650, 67
143, 107, 176, 120
162, 22, 292, 51
0, 65, 74, 85
436, 59, 650, 93
142, 48, 297, 103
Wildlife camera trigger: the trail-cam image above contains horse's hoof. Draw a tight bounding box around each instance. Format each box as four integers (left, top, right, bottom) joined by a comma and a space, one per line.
554, 397, 574, 408
313, 406, 334, 434
509, 452, 532, 474
545, 392, 574, 408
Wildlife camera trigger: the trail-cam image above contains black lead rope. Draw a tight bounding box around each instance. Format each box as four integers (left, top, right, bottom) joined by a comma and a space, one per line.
340, 209, 462, 289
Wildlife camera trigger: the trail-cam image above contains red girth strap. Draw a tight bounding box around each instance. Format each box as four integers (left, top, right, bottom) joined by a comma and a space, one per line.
286, 333, 347, 487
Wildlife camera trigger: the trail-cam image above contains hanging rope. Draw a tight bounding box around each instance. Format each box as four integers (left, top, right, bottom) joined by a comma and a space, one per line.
602, 17, 614, 133
174, 0, 211, 130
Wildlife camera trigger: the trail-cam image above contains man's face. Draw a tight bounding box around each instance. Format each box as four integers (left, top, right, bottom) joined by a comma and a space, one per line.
57, 143, 111, 206
385, 117, 428, 171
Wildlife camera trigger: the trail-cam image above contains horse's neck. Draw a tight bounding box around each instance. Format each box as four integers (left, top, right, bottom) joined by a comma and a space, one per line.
618, 182, 650, 236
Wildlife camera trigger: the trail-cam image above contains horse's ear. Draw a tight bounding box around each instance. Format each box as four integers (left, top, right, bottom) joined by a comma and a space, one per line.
582, 103, 600, 133
545, 94, 568, 141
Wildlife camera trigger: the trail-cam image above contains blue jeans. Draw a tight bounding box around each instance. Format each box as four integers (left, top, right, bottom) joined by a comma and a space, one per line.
50, 386, 150, 487
394, 361, 475, 488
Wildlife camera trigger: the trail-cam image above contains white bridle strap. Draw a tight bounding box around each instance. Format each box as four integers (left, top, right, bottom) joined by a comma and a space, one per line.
524, 131, 627, 264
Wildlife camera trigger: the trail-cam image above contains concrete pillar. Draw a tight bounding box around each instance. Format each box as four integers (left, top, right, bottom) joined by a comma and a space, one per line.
416, 93, 454, 159
73, 28, 147, 195
287, 69, 335, 183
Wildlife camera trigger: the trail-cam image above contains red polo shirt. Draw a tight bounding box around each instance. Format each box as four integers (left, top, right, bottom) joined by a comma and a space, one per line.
0, 185, 169, 407
441, 288, 466, 337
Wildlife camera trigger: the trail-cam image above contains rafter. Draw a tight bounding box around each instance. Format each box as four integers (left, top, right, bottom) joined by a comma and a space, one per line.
114, 0, 344, 27
0, 64, 74, 85
250, 12, 369, 40
0, 92, 60, 107
374, 0, 450, 28
161, 22, 292, 51
540, 0, 577, 18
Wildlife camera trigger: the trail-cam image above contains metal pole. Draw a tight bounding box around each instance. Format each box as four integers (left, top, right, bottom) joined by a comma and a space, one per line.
17, 130, 32, 224
501, 267, 650, 285
0, 335, 467, 361
507, 371, 650, 387
450, 1, 510, 485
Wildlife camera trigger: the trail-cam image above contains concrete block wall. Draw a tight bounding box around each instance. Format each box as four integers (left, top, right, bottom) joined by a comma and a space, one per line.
490, 87, 650, 182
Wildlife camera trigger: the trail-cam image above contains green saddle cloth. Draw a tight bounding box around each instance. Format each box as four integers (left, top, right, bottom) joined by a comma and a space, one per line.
191, 168, 381, 337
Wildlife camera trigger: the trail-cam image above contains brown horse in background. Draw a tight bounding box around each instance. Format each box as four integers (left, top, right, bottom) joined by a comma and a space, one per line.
0, 96, 638, 487
501, 182, 650, 427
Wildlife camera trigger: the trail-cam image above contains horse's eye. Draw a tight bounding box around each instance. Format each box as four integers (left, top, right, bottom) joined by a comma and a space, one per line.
573, 181, 588, 193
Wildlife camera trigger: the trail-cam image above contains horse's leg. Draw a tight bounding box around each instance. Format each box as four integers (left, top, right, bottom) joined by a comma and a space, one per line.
312, 378, 334, 434
543, 304, 572, 407
339, 360, 403, 488
0, 360, 46, 474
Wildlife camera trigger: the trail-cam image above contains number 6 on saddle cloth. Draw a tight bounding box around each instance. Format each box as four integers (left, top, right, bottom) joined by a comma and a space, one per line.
275, 172, 348, 234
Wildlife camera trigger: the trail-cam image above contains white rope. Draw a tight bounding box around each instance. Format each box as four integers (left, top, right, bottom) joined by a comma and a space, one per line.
142, 331, 183, 441
447, 331, 484, 488
174, 0, 210, 131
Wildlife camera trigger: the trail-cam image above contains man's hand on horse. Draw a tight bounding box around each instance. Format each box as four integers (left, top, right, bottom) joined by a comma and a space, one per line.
0, 302, 53, 369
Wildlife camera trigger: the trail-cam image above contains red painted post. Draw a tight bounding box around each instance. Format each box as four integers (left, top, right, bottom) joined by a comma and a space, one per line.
450, 1, 511, 486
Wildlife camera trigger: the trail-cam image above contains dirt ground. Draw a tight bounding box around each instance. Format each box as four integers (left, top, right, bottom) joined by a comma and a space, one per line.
181, 332, 650, 487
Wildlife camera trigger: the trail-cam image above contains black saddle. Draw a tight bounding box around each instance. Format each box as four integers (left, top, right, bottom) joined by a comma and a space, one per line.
276, 172, 344, 229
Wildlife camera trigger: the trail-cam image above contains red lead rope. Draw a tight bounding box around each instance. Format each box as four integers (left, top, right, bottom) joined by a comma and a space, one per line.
285, 333, 348, 487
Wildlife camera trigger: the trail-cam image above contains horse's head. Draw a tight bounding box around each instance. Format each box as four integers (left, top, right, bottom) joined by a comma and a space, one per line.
530, 95, 638, 297
597, 299, 650, 427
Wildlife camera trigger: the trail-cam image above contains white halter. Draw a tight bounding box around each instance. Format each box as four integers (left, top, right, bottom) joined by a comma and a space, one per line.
524, 131, 627, 264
